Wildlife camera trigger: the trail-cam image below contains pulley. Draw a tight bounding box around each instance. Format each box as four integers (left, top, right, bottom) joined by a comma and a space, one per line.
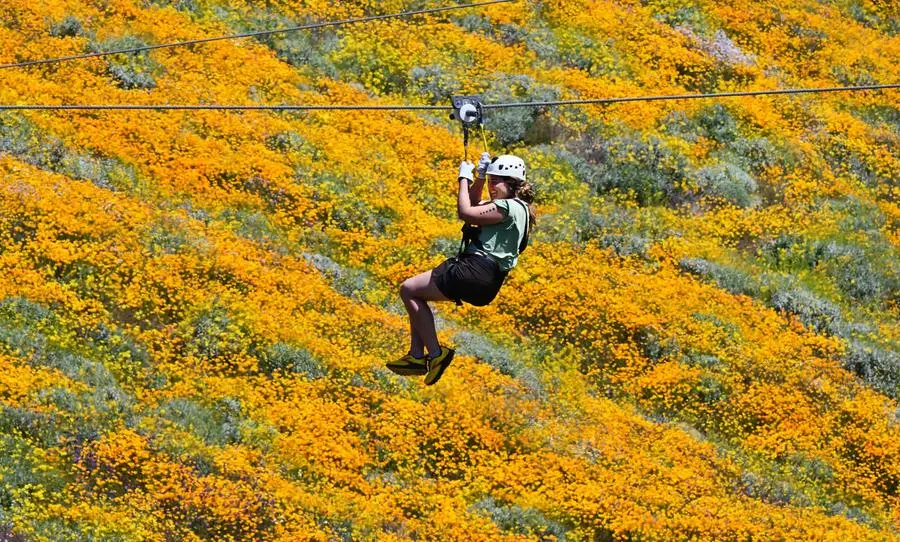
450, 96, 484, 160
450, 95, 484, 126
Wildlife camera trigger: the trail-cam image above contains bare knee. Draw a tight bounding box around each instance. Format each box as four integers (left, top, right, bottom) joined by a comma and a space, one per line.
399, 279, 414, 301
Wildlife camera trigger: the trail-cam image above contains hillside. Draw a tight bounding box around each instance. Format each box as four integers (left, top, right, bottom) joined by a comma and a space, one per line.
0, 0, 898, 540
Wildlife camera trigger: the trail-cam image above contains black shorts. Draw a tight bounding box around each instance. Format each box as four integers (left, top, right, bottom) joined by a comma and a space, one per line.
432, 252, 508, 307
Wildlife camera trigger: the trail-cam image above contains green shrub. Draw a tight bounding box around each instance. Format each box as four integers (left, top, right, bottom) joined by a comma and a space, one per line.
452, 331, 543, 396
728, 137, 795, 174
828, 502, 878, 529
259, 342, 326, 378
256, 17, 340, 77
218, 207, 289, 255
157, 396, 245, 447
88, 35, 165, 90
142, 215, 210, 256
786, 453, 835, 484
596, 233, 650, 259
264, 131, 320, 156
841, 341, 899, 400
760, 235, 896, 304
738, 471, 812, 506
564, 131, 691, 206
49, 15, 84, 38
302, 252, 372, 301
409, 64, 460, 103
822, 139, 883, 188
141, 0, 204, 17
770, 287, 842, 335
693, 163, 760, 208
182, 301, 268, 364
695, 104, 740, 144
818, 242, 889, 303
678, 258, 762, 297
470, 496, 568, 540
429, 236, 460, 258
0, 114, 147, 194
0, 434, 71, 515
828, 197, 886, 235
695, 374, 728, 405
0, 405, 59, 447
479, 73, 562, 148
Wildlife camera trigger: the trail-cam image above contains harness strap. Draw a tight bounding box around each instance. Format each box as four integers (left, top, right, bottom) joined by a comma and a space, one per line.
512, 198, 530, 254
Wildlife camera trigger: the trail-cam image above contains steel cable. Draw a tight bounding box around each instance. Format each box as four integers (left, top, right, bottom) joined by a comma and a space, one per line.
0, 0, 515, 70
1, 84, 896, 111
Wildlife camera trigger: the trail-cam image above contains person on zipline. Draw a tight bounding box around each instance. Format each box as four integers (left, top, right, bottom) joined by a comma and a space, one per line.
387, 153, 536, 385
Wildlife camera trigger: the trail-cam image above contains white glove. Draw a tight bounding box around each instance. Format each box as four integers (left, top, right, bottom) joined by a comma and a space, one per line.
476, 152, 491, 178
458, 161, 475, 182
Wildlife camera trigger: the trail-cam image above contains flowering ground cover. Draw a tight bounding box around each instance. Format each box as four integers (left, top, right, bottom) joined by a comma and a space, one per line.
0, 0, 897, 539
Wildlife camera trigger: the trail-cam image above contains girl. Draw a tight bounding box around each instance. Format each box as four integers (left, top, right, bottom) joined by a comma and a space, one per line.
388, 153, 536, 385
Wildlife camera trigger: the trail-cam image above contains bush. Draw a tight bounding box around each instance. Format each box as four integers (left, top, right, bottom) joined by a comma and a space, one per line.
0, 434, 70, 511
409, 64, 460, 104
328, 198, 398, 235
695, 374, 728, 404
786, 453, 835, 484
259, 342, 326, 378
480, 73, 562, 148
256, 17, 340, 77
665, 104, 747, 147
770, 287, 842, 335
693, 163, 760, 208
827, 197, 886, 235
302, 252, 372, 301
738, 471, 812, 506
564, 132, 691, 206
181, 300, 268, 367
49, 16, 84, 38
695, 104, 740, 144
818, 242, 889, 303
0, 114, 147, 194
453, 331, 543, 396
841, 341, 899, 400
218, 207, 289, 254
828, 502, 878, 529
470, 496, 568, 540
597, 233, 650, 259
156, 396, 245, 446
90, 35, 165, 90
141, 0, 204, 17
849, 104, 900, 132
264, 131, 318, 156
760, 236, 896, 304
822, 139, 883, 188
429, 236, 460, 258
678, 258, 762, 297
143, 215, 208, 256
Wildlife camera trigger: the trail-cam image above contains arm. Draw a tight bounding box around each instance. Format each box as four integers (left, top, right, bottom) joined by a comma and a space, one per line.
457, 179, 506, 225
468, 173, 485, 206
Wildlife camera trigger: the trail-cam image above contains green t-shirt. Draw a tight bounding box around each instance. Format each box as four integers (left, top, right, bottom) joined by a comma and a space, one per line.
465, 198, 529, 271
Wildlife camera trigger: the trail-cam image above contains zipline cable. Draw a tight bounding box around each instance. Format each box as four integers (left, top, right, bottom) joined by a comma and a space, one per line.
1, 83, 896, 111
480, 84, 900, 108
0, 104, 448, 111
0, 0, 516, 70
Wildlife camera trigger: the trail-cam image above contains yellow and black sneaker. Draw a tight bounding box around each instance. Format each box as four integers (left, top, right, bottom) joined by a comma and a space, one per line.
424, 346, 455, 386
386, 353, 428, 376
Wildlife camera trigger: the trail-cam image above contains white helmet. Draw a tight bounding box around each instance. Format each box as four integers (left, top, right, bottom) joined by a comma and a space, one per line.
486, 154, 526, 182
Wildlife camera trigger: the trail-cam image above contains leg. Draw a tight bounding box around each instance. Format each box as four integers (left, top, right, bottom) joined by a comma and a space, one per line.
400, 270, 450, 358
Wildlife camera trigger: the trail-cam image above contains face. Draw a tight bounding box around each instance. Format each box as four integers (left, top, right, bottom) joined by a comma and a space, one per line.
487, 175, 513, 200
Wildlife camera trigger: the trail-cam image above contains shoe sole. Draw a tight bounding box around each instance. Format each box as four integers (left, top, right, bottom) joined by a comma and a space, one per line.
424, 350, 454, 386
386, 363, 428, 376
